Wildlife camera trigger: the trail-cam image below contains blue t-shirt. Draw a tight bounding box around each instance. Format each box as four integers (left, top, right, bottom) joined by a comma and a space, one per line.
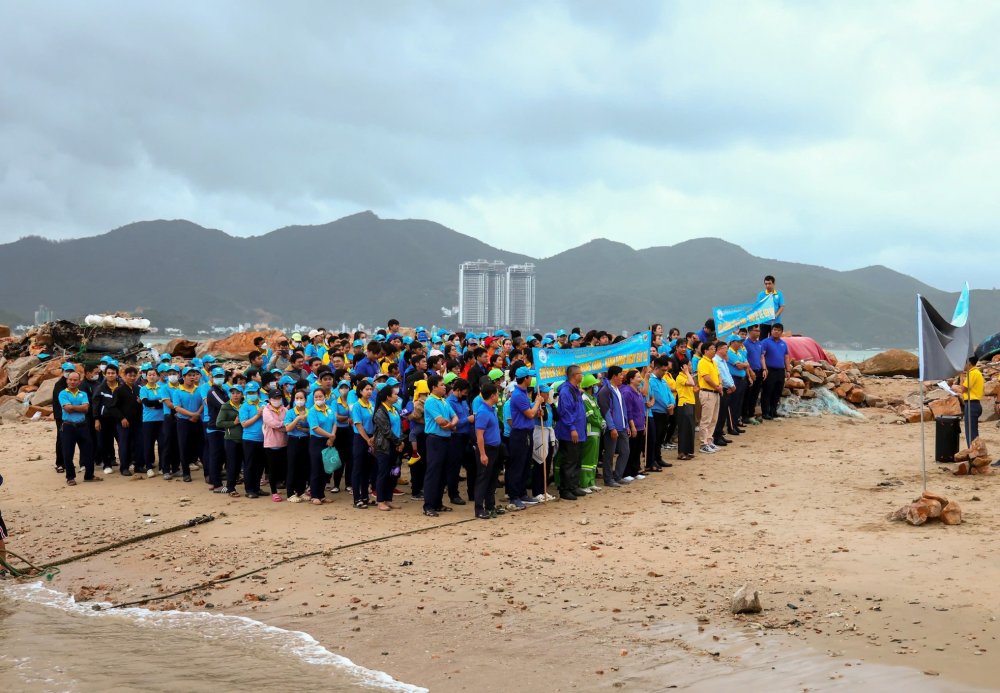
474, 399, 501, 447
239, 403, 264, 442
649, 375, 675, 414
382, 403, 402, 438
502, 399, 513, 437
171, 387, 204, 422
761, 337, 790, 370
757, 290, 785, 324
333, 395, 352, 428
727, 348, 748, 378
58, 388, 89, 424
351, 399, 376, 435
284, 406, 311, 438
139, 383, 166, 422
307, 404, 336, 437
743, 338, 763, 372
447, 394, 472, 435
509, 386, 535, 430
424, 395, 455, 437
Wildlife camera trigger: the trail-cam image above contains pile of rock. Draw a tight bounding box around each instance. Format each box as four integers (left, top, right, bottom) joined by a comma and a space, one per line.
950, 437, 993, 476
0, 354, 72, 422
782, 359, 874, 408
164, 329, 287, 361
891, 490, 962, 526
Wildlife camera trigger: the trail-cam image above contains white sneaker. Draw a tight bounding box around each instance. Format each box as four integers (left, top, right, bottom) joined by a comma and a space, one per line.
700, 444, 716, 454
589, 485, 602, 492
288, 494, 303, 503
103, 466, 113, 475
146, 469, 155, 478
709, 444, 721, 452
544, 493, 556, 501
635, 474, 646, 480
580, 487, 592, 494
623, 476, 635, 483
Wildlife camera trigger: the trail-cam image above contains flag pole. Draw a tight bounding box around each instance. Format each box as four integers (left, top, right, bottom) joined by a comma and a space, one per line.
917, 294, 927, 492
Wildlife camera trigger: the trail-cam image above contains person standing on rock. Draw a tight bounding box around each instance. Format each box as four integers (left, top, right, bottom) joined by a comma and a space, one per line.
758, 275, 786, 339
760, 323, 791, 420
957, 356, 984, 447
58, 370, 100, 485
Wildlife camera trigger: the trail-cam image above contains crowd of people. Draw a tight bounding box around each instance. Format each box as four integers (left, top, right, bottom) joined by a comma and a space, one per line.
45, 280, 793, 521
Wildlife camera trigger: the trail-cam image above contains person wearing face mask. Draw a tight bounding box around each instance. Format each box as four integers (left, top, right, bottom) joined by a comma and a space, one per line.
171, 367, 205, 482
202, 367, 230, 491
239, 382, 266, 497
160, 364, 183, 478
331, 380, 354, 493
372, 384, 403, 511
283, 390, 311, 502
216, 385, 244, 497
350, 381, 377, 509
92, 362, 122, 475
306, 387, 337, 505
262, 388, 289, 502
140, 366, 168, 478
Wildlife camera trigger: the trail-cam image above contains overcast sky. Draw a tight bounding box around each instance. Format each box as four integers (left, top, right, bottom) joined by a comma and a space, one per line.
2, 1, 997, 290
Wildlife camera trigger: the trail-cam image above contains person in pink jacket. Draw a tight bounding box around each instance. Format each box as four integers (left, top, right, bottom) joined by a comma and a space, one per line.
262, 388, 289, 502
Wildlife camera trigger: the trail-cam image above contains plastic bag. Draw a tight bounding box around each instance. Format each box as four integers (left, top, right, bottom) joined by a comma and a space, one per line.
322, 446, 342, 474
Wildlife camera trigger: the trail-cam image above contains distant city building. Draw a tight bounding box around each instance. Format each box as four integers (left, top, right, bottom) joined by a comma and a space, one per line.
505, 263, 536, 331
458, 260, 535, 331
34, 305, 54, 324
458, 260, 506, 329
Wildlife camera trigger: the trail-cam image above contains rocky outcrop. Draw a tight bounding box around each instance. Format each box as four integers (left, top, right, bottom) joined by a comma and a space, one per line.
164, 338, 198, 358
199, 329, 286, 360
860, 349, 920, 377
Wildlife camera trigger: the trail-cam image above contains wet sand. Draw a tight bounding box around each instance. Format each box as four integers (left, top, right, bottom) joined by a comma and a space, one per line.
1, 376, 997, 691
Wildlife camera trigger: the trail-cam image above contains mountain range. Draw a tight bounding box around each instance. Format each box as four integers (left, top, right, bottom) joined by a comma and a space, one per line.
0, 211, 994, 348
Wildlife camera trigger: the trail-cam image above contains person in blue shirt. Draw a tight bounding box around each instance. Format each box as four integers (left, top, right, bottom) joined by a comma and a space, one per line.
171, 367, 204, 482
596, 366, 630, 487
329, 380, 354, 493
283, 389, 311, 502
647, 356, 676, 470
725, 335, 749, 435
742, 324, 765, 424
200, 366, 228, 491
554, 366, 587, 500
139, 367, 167, 478
354, 342, 381, 379
239, 382, 266, 497
422, 373, 458, 516
445, 378, 475, 506
350, 381, 377, 508
473, 382, 503, 519
506, 366, 547, 510
58, 370, 99, 485
760, 323, 792, 419
757, 274, 786, 339
306, 386, 337, 505
712, 341, 737, 447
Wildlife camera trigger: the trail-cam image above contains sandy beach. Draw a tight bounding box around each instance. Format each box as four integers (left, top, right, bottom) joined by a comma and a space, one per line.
1, 375, 998, 691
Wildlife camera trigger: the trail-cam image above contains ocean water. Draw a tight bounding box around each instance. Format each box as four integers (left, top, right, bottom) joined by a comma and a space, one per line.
0, 582, 425, 693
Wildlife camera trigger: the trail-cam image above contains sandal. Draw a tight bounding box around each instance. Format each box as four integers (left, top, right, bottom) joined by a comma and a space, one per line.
435, 505, 453, 512
228, 490, 241, 498
423, 509, 439, 517
378, 503, 392, 511
271, 494, 283, 502
66, 479, 77, 486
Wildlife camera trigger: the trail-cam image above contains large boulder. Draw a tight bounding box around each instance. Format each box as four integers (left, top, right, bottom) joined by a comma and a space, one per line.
5, 355, 40, 387
27, 360, 64, 387
0, 397, 24, 421
32, 376, 59, 408
164, 338, 198, 359
784, 377, 805, 390
847, 386, 866, 404
200, 330, 286, 361
0, 325, 10, 338
928, 396, 962, 418
860, 349, 919, 377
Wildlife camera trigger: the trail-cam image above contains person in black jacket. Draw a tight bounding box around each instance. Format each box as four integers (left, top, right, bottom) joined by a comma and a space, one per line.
466, 347, 489, 403
51, 363, 77, 473
92, 363, 121, 475
106, 365, 142, 476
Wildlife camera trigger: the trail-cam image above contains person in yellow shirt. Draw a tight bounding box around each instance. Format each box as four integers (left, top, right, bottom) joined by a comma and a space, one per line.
696, 342, 722, 453
673, 363, 697, 460
957, 356, 984, 447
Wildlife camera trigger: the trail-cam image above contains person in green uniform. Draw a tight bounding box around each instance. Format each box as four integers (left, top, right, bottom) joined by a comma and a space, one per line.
580, 374, 603, 491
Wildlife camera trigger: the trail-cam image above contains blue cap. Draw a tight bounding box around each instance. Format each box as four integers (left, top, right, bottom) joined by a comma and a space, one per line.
403, 336, 413, 345
210, 367, 225, 377
139, 363, 152, 372
375, 382, 387, 391
106, 359, 120, 368
388, 333, 401, 341
182, 367, 196, 376
541, 337, 553, 345
374, 334, 385, 342
230, 384, 244, 394
190, 358, 203, 368
337, 380, 351, 389
202, 354, 216, 363
556, 329, 566, 337
278, 375, 296, 386
514, 367, 536, 379
156, 364, 170, 374
539, 383, 551, 393
100, 356, 113, 364
494, 330, 507, 337
270, 368, 282, 374
569, 333, 581, 340
159, 353, 171, 362
245, 382, 261, 393
38, 352, 51, 360
61, 362, 76, 372
352, 339, 364, 347
365, 377, 375, 384
431, 335, 442, 344
165, 363, 180, 372
385, 377, 400, 387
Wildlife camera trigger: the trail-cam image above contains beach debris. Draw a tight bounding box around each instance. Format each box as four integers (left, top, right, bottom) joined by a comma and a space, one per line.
949, 438, 994, 476
730, 584, 763, 614
890, 490, 963, 526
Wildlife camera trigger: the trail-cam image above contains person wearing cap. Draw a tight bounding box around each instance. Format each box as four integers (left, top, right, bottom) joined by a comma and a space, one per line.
262, 388, 289, 502
283, 388, 311, 502
353, 342, 382, 379
58, 370, 100, 485
349, 339, 365, 366
596, 365, 630, 487
725, 334, 749, 435
647, 357, 676, 471
444, 377, 475, 506
106, 365, 143, 476
51, 362, 78, 474
473, 382, 503, 519
330, 380, 354, 493
239, 382, 266, 497
202, 367, 230, 491
91, 361, 122, 475
403, 379, 430, 500
422, 373, 458, 516
171, 367, 205, 482
530, 380, 556, 501
159, 363, 182, 477
554, 365, 588, 501
200, 354, 218, 382
215, 385, 244, 497
305, 330, 327, 361
506, 366, 547, 510
350, 380, 377, 508
139, 366, 167, 478
577, 374, 603, 491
